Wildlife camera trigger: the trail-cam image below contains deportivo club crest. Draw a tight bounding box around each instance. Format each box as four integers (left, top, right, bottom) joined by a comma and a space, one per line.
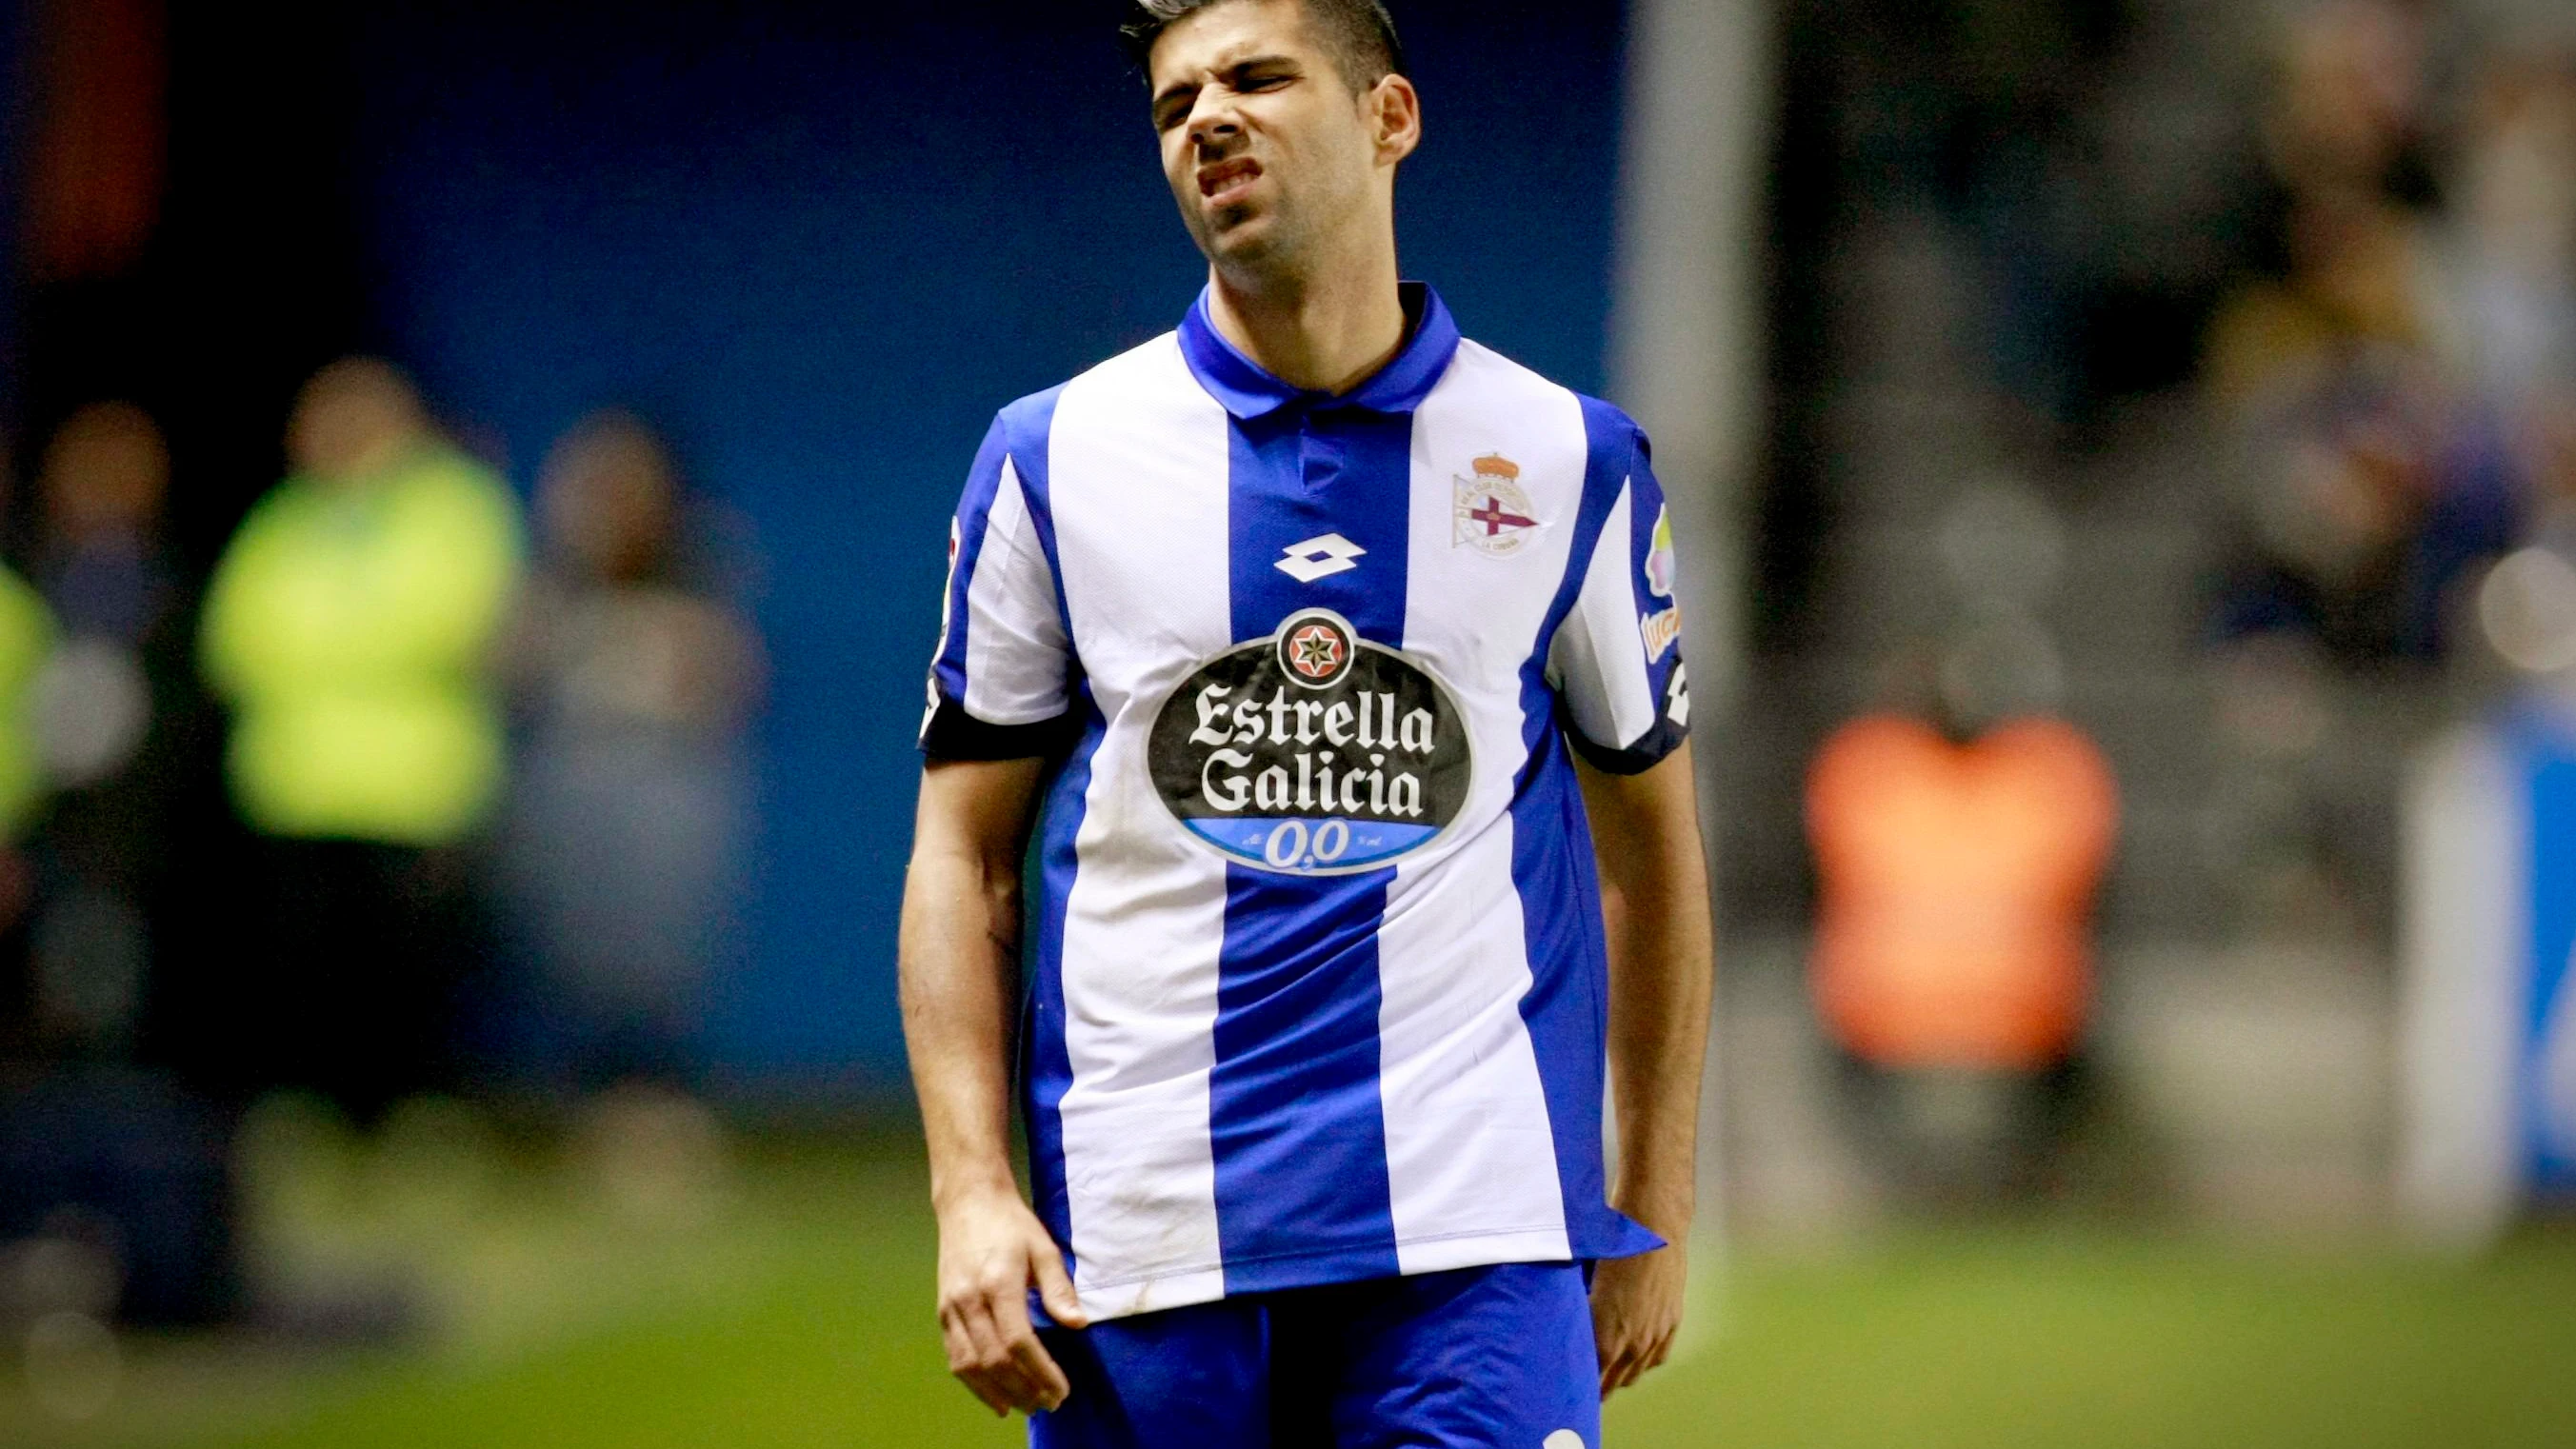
1453, 454, 1539, 557
1147, 607, 1472, 876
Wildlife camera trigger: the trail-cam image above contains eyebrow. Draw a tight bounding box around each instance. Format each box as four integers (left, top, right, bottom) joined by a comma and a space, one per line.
1152, 52, 1302, 116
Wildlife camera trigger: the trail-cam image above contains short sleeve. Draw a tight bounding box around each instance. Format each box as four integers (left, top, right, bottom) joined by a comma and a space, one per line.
919, 415, 1074, 760
1548, 421, 1689, 774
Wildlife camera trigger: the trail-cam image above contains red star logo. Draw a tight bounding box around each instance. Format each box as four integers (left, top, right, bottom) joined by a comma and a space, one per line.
1289, 625, 1345, 678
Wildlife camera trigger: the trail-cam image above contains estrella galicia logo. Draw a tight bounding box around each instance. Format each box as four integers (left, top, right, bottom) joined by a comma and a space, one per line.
1148, 607, 1471, 875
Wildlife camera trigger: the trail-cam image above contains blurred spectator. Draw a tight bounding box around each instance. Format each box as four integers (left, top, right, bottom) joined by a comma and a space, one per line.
0, 550, 57, 1062
197, 358, 523, 1120
2429, 50, 2576, 421
1808, 717, 2117, 1068
1806, 639, 2118, 1197
33, 403, 169, 656
2206, 1, 2436, 407
2206, 5, 2532, 666
2216, 354, 2519, 662
0, 508, 58, 1036
22, 402, 190, 1061
0, 404, 238, 1332
498, 411, 760, 1095
0, 564, 58, 864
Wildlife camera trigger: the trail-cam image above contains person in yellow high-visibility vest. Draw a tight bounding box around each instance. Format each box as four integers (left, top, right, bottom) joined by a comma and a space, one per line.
0, 559, 58, 969
0, 566, 58, 847
0, 513, 59, 1066
199, 358, 523, 1118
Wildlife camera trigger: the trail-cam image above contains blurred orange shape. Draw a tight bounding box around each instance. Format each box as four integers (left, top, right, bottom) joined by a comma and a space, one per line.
1805, 715, 2119, 1071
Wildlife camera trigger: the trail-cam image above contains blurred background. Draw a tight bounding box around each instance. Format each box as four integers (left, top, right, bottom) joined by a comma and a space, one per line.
0, 0, 2572, 1444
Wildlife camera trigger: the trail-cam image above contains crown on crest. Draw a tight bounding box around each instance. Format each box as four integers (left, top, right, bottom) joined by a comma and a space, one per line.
1472, 454, 1521, 480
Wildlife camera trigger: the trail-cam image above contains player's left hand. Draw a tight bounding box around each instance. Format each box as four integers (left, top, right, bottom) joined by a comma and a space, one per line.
1589, 1242, 1686, 1397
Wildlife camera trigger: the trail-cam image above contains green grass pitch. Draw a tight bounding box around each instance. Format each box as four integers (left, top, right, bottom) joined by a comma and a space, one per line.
10, 1132, 2572, 1448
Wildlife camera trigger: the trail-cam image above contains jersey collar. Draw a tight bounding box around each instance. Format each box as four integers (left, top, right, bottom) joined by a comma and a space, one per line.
1178, 281, 1462, 419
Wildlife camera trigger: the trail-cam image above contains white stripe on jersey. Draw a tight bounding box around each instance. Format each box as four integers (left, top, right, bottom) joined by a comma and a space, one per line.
1552, 483, 1655, 751
1375, 341, 1586, 1270
1048, 335, 1235, 1315
959, 456, 1069, 726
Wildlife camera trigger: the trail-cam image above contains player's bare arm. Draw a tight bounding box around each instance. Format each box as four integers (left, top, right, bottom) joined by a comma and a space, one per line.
900, 757, 1088, 1416
1579, 743, 1716, 1395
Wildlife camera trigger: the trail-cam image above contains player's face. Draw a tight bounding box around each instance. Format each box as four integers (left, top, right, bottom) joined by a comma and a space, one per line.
1147, 0, 1393, 275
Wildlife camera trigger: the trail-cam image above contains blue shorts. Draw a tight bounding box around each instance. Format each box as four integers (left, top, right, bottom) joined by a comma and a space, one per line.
1029, 1260, 1599, 1449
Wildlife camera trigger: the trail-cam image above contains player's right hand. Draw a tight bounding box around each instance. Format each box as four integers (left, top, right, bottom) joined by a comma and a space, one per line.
934, 1188, 1089, 1417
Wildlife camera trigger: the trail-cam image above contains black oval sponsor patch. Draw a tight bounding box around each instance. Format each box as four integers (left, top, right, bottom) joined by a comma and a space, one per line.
1148, 608, 1472, 875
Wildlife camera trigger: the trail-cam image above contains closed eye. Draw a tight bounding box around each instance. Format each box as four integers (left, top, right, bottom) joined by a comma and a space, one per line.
1150, 56, 1302, 132
1230, 62, 1298, 95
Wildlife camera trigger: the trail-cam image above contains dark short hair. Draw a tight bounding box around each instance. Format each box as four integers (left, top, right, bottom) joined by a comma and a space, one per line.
1120, 0, 1408, 95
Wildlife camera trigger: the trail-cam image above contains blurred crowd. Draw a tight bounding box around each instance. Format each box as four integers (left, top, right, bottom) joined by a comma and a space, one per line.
1778, 0, 2576, 1201
2189, 4, 2576, 957
0, 360, 762, 1328
2208, 1, 2575, 671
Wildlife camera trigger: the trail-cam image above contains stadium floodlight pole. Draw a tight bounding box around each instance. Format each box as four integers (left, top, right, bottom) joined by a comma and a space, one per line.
899, 1, 1715, 1440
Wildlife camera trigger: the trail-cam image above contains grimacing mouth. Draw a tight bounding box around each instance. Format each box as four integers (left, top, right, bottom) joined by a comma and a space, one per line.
1197, 155, 1262, 199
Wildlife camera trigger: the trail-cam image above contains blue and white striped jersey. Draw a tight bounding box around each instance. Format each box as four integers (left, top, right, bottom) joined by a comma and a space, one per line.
922, 284, 1688, 1322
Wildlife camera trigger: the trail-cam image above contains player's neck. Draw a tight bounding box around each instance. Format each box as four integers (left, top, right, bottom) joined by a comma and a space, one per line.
1204, 238, 1407, 397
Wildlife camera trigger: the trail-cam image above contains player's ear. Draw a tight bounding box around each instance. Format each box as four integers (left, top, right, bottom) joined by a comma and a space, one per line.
1370, 73, 1422, 166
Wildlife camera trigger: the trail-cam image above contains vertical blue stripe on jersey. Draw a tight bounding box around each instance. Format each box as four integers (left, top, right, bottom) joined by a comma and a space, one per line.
1023, 688, 1104, 1275
1513, 401, 1667, 1261
1208, 403, 1415, 1290
998, 383, 1078, 1271
998, 384, 1073, 641
931, 416, 1013, 704
939, 387, 1070, 707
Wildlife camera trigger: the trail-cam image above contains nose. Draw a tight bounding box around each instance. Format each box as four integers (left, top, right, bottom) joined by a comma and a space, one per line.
1185, 90, 1243, 152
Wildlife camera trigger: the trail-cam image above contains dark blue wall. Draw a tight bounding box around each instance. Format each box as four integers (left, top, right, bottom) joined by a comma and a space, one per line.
349, 1, 1628, 1096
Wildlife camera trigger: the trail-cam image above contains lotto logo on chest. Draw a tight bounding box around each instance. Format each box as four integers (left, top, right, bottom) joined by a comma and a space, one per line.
1147, 608, 1472, 875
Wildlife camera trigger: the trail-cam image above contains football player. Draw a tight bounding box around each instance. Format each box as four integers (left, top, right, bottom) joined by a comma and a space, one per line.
900, 3, 1713, 1442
